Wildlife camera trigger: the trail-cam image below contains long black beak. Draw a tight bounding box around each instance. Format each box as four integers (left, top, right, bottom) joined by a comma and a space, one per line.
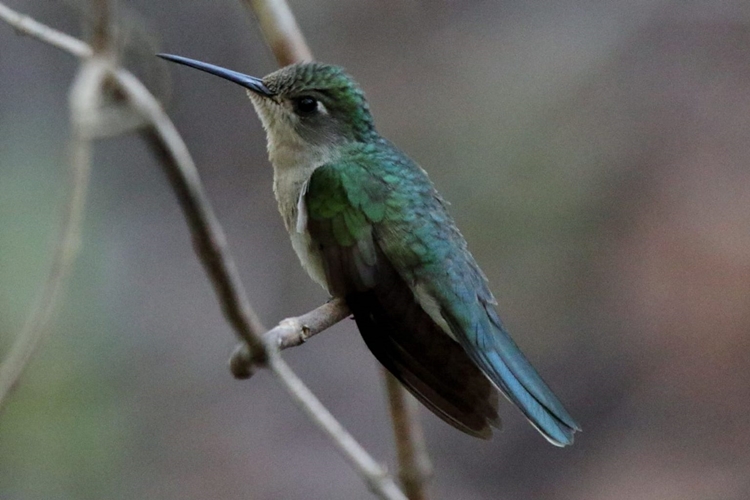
157, 53, 274, 97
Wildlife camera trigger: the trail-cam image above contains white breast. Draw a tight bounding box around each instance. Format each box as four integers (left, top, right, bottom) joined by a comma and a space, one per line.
250, 94, 336, 293
270, 144, 334, 293
288, 221, 328, 292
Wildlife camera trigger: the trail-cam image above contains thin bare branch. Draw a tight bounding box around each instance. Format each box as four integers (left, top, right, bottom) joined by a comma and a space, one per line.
0, 58, 107, 409
0, 0, 112, 409
242, 0, 312, 65
0, 2, 92, 57
384, 370, 433, 500
271, 298, 351, 350
268, 350, 407, 500
230, 298, 351, 378
90, 0, 112, 53
0, 0, 269, 361
112, 69, 269, 364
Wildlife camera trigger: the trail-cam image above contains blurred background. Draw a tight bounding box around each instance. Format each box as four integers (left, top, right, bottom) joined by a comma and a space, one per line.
2, 1, 750, 498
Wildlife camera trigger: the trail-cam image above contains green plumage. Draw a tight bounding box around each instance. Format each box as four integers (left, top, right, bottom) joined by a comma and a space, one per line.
159, 53, 580, 444
306, 139, 580, 444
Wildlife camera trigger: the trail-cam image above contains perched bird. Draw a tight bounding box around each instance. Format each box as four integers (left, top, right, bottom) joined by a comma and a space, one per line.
158, 54, 581, 446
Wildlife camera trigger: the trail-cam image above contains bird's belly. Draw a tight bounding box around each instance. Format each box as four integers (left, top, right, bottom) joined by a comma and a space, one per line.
289, 228, 329, 292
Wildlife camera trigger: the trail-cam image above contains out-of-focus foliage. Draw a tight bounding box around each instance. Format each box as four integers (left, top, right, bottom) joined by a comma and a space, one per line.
2, 1, 749, 499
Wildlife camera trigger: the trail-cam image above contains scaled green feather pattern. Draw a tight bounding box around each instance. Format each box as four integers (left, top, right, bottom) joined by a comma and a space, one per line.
306, 138, 580, 445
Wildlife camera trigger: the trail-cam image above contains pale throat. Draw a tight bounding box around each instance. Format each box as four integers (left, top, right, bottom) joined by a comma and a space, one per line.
250, 95, 330, 228
267, 131, 335, 232
250, 95, 334, 290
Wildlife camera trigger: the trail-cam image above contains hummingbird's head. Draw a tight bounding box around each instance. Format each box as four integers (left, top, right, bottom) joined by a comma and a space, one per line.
158, 55, 376, 159
254, 63, 376, 145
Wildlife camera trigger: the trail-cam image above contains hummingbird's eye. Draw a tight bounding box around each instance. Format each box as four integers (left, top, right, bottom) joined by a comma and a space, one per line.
292, 96, 319, 116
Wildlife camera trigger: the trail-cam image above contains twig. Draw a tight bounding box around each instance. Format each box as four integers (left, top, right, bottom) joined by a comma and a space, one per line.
242, 0, 312, 65
113, 68, 269, 365
270, 298, 351, 350
384, 370, 433, 500
0, 56, 106, 408
0, 0, 111, 409
0, 2, 92, 57
229, 298, 351, 378
0, 2, 270, 364
90, 0, 112, 53
268, 351, 406, 499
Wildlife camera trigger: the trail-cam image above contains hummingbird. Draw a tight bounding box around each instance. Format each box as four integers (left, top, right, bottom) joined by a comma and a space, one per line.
158, 53, 580, 446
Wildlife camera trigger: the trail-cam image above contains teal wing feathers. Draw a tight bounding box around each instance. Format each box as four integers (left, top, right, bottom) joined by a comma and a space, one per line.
305, 140, 580, 444
306, 146, 499, 437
